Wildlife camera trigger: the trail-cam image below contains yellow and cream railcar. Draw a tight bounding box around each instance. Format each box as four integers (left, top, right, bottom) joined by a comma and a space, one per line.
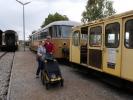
70, 10, 133, 82
30, 21, 80, 59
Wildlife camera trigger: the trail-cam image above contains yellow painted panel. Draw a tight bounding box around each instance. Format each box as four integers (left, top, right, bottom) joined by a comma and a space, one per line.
103, 19, 122, 77
103, 48, 121, 76
52, 38, 70, 58
71, 45, 80, 64
121, 16, 133, 82
69, 38, 72, 61
70, 29, 81, 64
30, 38, 70, 59
121, 50, 133, 82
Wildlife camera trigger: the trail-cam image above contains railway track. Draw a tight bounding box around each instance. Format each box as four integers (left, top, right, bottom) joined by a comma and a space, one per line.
0, 52, 15, 100
0, 52, 7, 60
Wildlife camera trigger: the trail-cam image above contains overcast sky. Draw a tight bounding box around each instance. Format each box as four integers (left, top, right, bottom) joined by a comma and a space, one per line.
0, 0, 133, 40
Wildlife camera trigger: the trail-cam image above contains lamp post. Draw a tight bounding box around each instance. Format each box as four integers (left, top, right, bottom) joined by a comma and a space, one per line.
16, 0, 31, 51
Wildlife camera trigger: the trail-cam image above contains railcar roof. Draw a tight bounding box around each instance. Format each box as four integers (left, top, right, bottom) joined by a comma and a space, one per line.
0, 30, 2, 33
4, 30, 18, 36
83, 10, 133, 26
72, 10, 133, 31
31, 21, 81, 35
41, 21, 80, 30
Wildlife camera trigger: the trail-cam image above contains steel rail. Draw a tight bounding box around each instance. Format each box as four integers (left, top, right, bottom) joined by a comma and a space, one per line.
0, 52, 7, 60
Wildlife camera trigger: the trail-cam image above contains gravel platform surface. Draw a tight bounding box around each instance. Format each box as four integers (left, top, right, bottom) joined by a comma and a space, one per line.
7, 51, 133, 100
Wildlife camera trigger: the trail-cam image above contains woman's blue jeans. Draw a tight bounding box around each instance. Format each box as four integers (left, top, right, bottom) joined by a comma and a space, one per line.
36, 59, 44, 75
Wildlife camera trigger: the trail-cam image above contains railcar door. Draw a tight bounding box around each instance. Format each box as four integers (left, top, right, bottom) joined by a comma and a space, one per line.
0, 30, 2, 46
121, 17, 133, 82
80, 27, 88, 64
103, 20, 122, 77
70, 30, 80, 64
88, 24, 103, 70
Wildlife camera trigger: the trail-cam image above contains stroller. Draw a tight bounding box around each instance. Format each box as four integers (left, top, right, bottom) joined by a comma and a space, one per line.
41, 53, 64, 89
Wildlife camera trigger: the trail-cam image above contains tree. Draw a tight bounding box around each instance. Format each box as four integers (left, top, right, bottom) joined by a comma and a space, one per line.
41, 12, 69, 28
81, 0, 115, 23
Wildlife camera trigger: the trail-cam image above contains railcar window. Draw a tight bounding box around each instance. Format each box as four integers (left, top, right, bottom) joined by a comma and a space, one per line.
38, 34, 40, 40
35, 34, 38, 40
32, 36, 34, 41
49, 27, 53, 37
105, 22, 120, 48
44, 32, 48, 38
61, 26, 72, 38
40, 32, 44, 39
58, 26, 61, 37
89, 26, 102, 47
31, 36, 33, 41
40, 32, 47, 39
33, 35, 35, 40
42, 29, 48, 39
52, 26, 56, 37
53, 25, 61, 38
125, 19, 133, 48
81, 34, 88, 40
72, 31, 79, 46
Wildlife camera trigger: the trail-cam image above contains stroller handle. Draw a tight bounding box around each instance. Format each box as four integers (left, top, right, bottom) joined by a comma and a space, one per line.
45, 53, 54, 60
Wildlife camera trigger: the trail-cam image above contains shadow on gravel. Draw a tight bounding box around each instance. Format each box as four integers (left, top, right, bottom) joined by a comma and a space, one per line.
62, 64, 133, 99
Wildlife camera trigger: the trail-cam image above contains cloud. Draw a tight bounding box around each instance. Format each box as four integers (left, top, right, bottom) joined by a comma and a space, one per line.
2, 0, 133, 41
33, 0, 83, 3
113, 0, 133, 14
0, 0, 86, 40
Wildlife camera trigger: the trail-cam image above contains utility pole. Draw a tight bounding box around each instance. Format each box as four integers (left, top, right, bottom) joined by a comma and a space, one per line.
16, 0, 31, 51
